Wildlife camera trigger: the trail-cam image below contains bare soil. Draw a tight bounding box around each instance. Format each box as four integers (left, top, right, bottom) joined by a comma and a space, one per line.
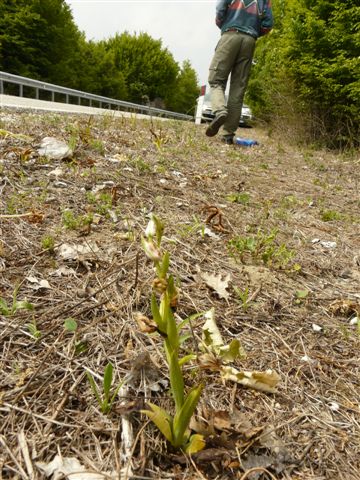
0, 109, 359, 480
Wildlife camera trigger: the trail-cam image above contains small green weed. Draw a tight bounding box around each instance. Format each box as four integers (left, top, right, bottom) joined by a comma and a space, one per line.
41, 235, 55, 252
131, 156, 151, 173
280, 195, 298, 209
85, 191, 114, 217
0, 286, 34, 316
27, 320, 41, 340
64, 318, 78, 332
226, 192, 250, 205
89, 139, 105, 155
233, 286, 252, 312
321, 209, 342, 222
228, 228, 296, 269
62, 209, 93, 230
294, 290, 309, 305
64, 318, 88, 355
86, 363, 125, 414
150, 125, 168, 151
176, 215, 205, 239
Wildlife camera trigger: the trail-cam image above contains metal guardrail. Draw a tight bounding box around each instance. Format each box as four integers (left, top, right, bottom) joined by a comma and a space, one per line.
0, 71, 193, 121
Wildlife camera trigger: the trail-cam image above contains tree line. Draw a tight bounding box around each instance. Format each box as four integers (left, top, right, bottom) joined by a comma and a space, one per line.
0, 0, 199, 115
1, 0, 358, 147
248, 0, 359, 148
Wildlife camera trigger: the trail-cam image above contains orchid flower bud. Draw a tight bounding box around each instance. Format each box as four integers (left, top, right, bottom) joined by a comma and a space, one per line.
145, 214, 157, 239
141, 237, 161, 262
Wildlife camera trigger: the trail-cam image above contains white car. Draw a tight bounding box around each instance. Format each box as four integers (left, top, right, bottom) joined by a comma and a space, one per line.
200, 93, 253, 126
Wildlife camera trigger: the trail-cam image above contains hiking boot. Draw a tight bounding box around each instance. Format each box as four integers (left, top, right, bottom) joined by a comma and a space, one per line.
205, 112, 227, 137
221, 135, 234, 145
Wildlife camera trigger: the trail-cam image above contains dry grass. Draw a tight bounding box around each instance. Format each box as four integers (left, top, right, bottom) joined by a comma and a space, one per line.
0, 109, 359, 480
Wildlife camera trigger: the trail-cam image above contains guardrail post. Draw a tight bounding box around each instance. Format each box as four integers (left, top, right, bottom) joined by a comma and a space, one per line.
19, 84, 23, 97
66, 94, 69, 104
0, 80, 3, 94
51, 91, 55, 102
35, 88, 39, 99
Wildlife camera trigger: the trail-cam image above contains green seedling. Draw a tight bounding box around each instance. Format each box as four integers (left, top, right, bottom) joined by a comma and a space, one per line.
86, 363, 125, 414
86, 191, 114, 216
233, 286, 252, 312
295, 289, 309, 305
150, 125, 168, 151
0, 286, 34, 317
176, 215, 205, 239
228, 228, 296, 269
27, 320, 41, 340
140, 214, 205, 454
226, 192, 250, 205
89, 139, 105, 155
131, 156, 151, 173
62, 209, 93, 230
64, 318, 88, 355
321, 209, 342, 222
64, 318, 78, 332
41, 235, 55, 252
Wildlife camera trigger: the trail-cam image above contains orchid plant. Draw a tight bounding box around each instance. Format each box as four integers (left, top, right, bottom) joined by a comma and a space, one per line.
140, 214, 205, 454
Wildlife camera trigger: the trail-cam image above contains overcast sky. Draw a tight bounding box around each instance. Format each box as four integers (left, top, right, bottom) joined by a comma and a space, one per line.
66, 0, 220, 87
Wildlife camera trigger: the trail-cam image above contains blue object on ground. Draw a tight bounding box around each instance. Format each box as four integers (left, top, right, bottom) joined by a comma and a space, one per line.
235, 138, 259, 146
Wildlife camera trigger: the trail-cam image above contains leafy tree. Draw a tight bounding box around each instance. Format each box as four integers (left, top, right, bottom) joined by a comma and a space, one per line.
0, 0, 83, 85
74, 40, 128, 100
106, 32, 179, 104
248, 0, 360, 148
0, 3, 199, 114
167, 60, 199, 115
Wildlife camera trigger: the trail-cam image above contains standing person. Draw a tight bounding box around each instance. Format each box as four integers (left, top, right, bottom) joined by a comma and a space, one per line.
206, 0, 273, 144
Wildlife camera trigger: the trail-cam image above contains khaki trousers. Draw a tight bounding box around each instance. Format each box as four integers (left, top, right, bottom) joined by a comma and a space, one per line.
208, 31, 256, 137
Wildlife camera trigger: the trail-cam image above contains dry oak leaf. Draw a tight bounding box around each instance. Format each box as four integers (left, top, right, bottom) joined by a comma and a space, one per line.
201, 271, 231, 300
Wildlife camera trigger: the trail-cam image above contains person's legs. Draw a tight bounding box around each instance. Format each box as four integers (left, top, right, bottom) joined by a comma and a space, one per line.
220, 33, 256, 138
207, 32, 241, 136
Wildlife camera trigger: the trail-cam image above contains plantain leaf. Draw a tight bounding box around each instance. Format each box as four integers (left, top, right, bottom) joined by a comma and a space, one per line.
142, 402, 173, 443
172, 384, 203, 447
185, 434, 206, 454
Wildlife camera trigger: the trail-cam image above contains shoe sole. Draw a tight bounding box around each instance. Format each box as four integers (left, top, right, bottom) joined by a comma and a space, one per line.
205, 113, 227, 137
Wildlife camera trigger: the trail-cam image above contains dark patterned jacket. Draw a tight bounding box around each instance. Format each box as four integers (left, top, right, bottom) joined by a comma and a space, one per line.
216, 0, 274, 38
